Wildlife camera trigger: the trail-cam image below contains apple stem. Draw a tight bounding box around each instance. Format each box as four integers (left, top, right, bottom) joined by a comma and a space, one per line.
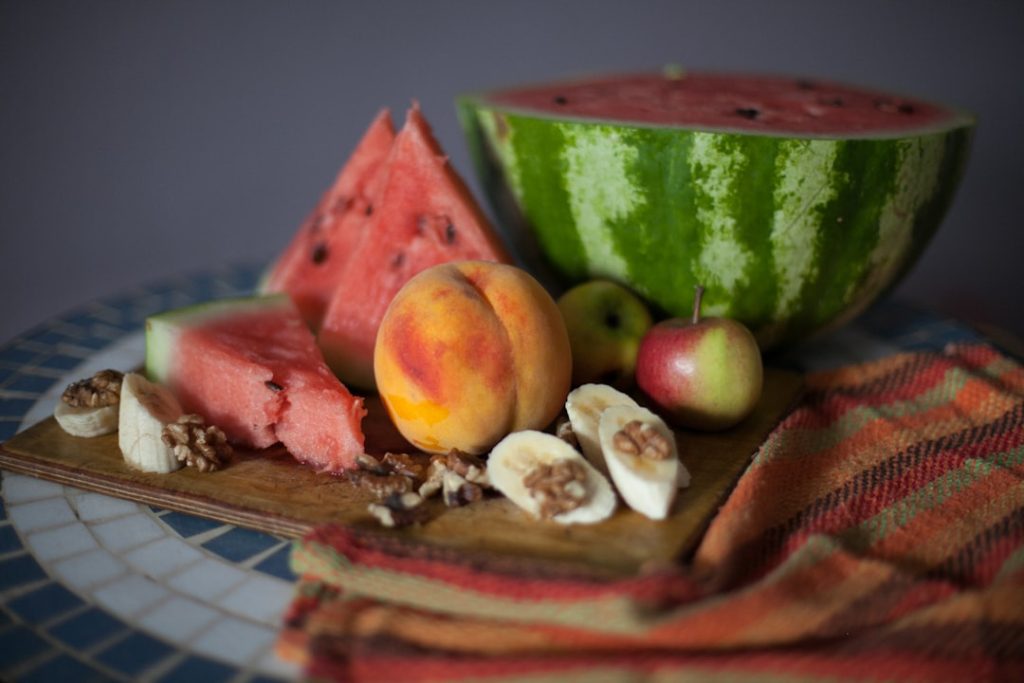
692, 284, 705, 325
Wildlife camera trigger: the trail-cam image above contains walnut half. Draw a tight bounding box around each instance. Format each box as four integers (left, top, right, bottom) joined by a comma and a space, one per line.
368, 492, 430, 528
348, 452, 429, 500
61, 369, 124, 408
418, 449, 489, 505
523, 460, 589, 519
612, 420, 671, 460
442, 470, 483, 508
161, 414, 232, 472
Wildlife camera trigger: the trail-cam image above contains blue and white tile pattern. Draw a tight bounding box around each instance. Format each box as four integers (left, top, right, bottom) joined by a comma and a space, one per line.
0, 264, 298, 682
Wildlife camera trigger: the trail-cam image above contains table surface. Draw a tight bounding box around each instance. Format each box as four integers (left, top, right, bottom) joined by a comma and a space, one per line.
0, 263, 995, 683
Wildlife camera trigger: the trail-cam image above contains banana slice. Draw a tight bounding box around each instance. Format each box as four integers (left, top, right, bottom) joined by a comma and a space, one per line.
118, 373, 184, 473
565, 384, 639, 473
53, 369, 123, 437
489, 430, 616, 525
677, 464, 692, 489
598, 404, 683, 520
54, 401, 119, 437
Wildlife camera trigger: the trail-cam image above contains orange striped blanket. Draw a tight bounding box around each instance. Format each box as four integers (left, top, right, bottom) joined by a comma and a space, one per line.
277, 343, 1024, 682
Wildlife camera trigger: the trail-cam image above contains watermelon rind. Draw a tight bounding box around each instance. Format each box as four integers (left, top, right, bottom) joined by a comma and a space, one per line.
457, 74, 974, 349
145, 294, 293, 383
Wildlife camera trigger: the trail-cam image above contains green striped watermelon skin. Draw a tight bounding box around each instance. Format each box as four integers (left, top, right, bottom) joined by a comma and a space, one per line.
458, 91, 973, 349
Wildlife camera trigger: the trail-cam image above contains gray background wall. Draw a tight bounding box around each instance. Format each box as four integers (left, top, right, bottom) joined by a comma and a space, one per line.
2, 0, 1021, 345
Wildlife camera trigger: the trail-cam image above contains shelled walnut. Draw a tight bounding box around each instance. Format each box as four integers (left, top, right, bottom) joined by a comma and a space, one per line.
161, 414, 232, 472
441, 470, 483, 508
418, 449, 490, 505
349, 452, 430, 500
440, 449, 490, 486
523, 459, 589, 519
348, 470, 414, 499
612, 420, 672, 460
381, 452, 428, 483
367, 492, 431, 528
61, 369, 123, 408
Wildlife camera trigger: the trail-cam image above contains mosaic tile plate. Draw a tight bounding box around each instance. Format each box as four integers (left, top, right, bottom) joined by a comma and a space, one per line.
0, 263, 991, 682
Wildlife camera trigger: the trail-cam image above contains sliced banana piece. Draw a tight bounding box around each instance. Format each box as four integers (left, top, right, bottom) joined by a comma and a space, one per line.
598, 404, 683, 520
565, 384, 639, 473
53, 369, 123, 437
54, 401, 119, 438
489, 430, 616, 525
118, 373, 184, 473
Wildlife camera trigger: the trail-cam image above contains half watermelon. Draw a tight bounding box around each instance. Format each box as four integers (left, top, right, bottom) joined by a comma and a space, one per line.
459, 71, 974, 348
146, 295, 366, 473
261, 110, 395, 328
316, 105, 512, 388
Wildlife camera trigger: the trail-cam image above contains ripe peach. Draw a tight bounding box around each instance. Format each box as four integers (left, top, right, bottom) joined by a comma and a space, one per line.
374, 261, 571, 454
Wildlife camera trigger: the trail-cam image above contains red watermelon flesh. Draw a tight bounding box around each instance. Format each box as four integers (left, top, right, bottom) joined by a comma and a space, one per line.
146, 296, 366, 473
317, 105, 512, 389
262, 109, 395, 328
486, 72, 954, 135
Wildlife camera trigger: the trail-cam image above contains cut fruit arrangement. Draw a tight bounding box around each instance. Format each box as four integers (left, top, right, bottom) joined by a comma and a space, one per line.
49, 70, 971, 530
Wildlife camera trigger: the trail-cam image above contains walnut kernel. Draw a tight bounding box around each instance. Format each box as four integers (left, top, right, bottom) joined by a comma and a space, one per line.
522, 459, 589, 519
612, 420, 671, 460
349, 452, 430, 499
61, 369, 124, 408
348, 471, 413, 499
440, 449, 490, 487
441, 470, 483, 508
367, 491, 430, 528
161, 414, 232, 472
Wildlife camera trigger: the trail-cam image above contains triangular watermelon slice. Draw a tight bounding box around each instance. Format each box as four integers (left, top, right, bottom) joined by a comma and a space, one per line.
261, 110, 395, 328
317, 105, 512, 388
146, 295, 366, 473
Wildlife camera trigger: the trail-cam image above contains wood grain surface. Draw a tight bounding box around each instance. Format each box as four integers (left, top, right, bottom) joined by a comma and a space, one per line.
0, 368, 801, 577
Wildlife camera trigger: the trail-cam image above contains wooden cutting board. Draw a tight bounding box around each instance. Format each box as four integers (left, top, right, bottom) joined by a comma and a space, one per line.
0, 368, 801, 578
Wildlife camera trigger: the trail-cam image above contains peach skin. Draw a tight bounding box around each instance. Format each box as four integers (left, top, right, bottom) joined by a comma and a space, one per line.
374, 261, 572, 454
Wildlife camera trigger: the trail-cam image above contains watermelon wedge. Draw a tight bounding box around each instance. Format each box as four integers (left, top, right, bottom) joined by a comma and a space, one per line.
458, 71, 974, 348
317, 105, 512, 388
146, 295, 366, 473
261, 110, 395, 328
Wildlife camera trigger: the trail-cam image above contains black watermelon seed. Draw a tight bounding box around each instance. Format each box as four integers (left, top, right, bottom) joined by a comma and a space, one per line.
444, 222, 456, 244
735, 107, 760, 120
820, 96, 845, 107
554, 95, 568, 105
265, 381, 283, 392
311, 242, 328, 264
391, 252, 405, 269
898, 103, 916, 114
364, 203, 374, 216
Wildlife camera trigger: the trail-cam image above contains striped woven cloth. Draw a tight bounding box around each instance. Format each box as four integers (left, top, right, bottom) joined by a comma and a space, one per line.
276, 343, 1024, 682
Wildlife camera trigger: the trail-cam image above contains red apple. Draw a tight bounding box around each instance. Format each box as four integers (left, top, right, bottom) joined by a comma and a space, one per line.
636, 285, 763, 430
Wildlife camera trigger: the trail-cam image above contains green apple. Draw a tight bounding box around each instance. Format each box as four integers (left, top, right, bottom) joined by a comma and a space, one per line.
557, 280, 653, 388
636, 285, 763, 430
